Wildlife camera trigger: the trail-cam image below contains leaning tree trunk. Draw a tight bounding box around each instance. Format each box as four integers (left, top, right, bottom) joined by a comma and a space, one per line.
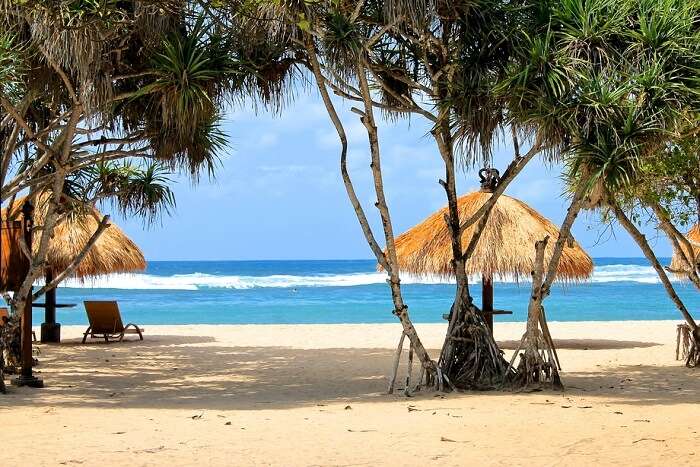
355, 59, 438, 385
304, 36, 437, 384
650, 203, 700, 292
611, 201, 700, 367
431, 120, 511, 390
509, 177, 589, 389
508, 237, 562, 389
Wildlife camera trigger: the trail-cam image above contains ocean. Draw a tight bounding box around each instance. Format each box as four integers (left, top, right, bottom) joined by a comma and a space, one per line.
30, 258, 699, 327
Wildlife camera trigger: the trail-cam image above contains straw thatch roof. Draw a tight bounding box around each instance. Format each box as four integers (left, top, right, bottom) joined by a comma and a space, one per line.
393, 191, 593, 281
1, 194, 145, 281
669, 224, 700, 276
0, 219, 29, 291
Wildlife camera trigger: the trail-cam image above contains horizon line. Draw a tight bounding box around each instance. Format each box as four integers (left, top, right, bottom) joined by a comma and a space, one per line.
142, 256, 667, 262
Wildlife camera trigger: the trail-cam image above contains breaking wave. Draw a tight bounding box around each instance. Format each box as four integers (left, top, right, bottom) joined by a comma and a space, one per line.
57, 264, 673, 290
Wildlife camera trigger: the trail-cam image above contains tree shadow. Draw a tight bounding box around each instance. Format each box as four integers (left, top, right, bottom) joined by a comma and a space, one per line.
0, 335, 695, 410
561, 364, 700, 405
1, 335, 397, 410
498, 339, 661, 350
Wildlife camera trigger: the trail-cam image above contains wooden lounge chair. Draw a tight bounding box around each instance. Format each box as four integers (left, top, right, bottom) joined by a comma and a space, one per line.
0, 307, 36, 342
82, 301, 143, 343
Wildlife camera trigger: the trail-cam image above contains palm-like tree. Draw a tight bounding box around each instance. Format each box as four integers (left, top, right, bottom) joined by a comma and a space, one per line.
0, 1, 259, 383
503, 0, 700, 375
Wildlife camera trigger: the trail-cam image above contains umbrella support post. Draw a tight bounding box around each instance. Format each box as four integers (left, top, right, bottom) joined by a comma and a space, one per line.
40, 270, 61, 343
12, 201, 43, 388
11, 288, 43, 388
482, 275, 494, 335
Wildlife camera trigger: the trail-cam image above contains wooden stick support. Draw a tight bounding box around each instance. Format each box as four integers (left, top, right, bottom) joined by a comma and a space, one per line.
387, 331, 405, 394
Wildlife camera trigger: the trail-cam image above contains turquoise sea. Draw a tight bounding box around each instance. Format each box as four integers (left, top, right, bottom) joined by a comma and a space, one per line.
30, 258, 699, 327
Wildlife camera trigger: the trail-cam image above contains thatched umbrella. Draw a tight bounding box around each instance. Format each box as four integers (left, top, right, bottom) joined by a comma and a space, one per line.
0, 218, 29, 292
393, 189, 593, 329
669, 224, 700, 277
1, 194, 145, 342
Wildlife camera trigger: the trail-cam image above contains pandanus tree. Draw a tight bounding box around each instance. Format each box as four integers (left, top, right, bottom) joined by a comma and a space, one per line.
637, 133, 700, 293
0, 0, 261, 385
207, 0, 444, 386
500, 0, 700, 383
211, 0, 567, 390
297, 0, 556, 389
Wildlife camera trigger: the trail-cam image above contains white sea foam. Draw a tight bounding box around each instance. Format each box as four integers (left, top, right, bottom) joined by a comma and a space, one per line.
56, 264, 673, 290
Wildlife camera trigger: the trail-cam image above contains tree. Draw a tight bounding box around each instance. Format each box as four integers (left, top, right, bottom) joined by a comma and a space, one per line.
0, 1, 263, 385
502, 0, 700, 382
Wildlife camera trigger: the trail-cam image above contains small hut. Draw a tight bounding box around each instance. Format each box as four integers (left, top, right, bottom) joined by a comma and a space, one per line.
669, 224, 700, 277
393, 190, 593, 328
1, 193, 146, 342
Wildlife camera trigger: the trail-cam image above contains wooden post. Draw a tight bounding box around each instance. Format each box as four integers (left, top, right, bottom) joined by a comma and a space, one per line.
482, 275, 494, 334
40, 268, 61, 343
12, 200, 43, 388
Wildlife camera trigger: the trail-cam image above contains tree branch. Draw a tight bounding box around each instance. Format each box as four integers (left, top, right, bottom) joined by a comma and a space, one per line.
32, 215, 111, 300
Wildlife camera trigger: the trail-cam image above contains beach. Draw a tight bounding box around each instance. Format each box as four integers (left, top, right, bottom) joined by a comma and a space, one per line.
1, 320, 697, 466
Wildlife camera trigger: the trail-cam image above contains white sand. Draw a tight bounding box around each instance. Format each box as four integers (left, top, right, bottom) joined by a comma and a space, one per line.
0, 321, 698, 466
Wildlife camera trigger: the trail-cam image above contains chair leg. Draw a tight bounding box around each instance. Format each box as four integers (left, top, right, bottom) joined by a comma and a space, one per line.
82, 327, 91, 344
123, 323, 144, 341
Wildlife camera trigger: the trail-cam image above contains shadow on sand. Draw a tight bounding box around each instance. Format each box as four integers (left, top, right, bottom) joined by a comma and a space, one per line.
0, 335, 695, 410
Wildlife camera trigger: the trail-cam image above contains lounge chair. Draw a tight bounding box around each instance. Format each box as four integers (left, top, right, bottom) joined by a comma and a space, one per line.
82, 301, 143, 343
0, 307, 36, 341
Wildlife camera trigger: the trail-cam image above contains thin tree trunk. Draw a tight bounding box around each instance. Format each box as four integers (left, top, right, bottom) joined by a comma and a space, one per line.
304, 36, 436, 379
355, 59, 436, 375
430, 111, 512, 389
11, 105, 80, 330
611, 202, 698, 332
649, 202, 700, 291
513, 236, 562, 388
540, 177, 589, 297
509, 177, 589, 389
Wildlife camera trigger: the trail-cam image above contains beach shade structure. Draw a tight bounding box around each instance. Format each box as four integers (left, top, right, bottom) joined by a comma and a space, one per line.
0, 215, 30, 292
392, 176, 593, 331
1, 193, 146, 343
669, 224, 700, 277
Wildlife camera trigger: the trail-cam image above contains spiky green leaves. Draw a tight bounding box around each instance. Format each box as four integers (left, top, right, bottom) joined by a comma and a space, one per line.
73, 160, 177, 225
504, 0, 700, 203
0, 33, 25, 100
133, 18, 235, 177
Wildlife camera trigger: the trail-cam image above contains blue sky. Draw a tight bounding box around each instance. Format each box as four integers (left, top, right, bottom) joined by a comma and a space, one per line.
111, 92, 673, 261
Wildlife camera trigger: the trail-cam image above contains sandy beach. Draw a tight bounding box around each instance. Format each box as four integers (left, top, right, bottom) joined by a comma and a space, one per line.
1, 320, 698, 466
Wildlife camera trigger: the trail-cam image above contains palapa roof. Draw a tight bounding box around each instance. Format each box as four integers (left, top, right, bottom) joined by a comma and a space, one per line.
1, 193, 146, 281
669, 224, 700, 277
0, 218, 29, 291
393, 191, 593, 282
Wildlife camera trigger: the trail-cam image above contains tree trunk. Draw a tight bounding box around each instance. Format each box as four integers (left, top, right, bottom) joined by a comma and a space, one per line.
649, 202, 700, 291
304, 36, 436, 383
355, 60, 436, 378
612, 201, 700, 367
509, 177, 589, 389
431, 119, 511, 389
510, 237, 562, 388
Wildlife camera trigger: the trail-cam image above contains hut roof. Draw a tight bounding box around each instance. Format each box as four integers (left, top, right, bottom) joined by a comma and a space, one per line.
0, 218, 29, 291
392, 191, 593, 282
669, 224, 700, 276
2, 194, 145, 280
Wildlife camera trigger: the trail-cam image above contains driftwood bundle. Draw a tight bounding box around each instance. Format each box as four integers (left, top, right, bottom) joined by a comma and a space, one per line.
0, 314, 22, 376
440, 303, 513, 390
676, 323, 700, 367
